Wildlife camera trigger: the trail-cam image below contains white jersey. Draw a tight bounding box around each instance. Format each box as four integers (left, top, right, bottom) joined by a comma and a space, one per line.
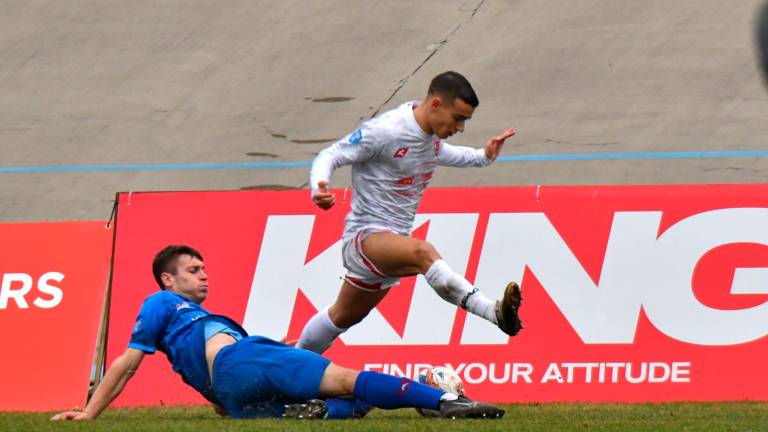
310, 101, 492, 239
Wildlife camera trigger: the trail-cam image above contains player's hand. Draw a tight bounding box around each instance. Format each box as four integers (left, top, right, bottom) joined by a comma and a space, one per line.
484, 128, 516, 161
313, 181, 336, 210
50, 410, 92, 421
279, 336, 298, 347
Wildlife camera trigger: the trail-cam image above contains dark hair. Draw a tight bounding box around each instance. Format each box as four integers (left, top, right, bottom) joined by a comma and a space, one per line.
152, 245, 203, 290
427, 71, 479, 107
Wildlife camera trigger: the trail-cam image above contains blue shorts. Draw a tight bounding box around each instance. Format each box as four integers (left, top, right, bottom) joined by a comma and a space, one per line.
211, 336, 331, 418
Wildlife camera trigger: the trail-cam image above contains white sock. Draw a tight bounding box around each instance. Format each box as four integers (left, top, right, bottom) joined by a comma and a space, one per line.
440, 393, 459, 401
295, 306, 348, 354
424, 259, 498, 324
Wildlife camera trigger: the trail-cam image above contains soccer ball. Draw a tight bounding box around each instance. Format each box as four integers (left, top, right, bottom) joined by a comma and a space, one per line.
418, 366, 465, 395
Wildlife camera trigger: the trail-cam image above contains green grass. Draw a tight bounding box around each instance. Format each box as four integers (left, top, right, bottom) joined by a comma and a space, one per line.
6, 402, 768, 432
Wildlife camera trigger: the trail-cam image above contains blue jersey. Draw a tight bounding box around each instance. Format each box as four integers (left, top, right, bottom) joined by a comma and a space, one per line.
129, 291, 248, 404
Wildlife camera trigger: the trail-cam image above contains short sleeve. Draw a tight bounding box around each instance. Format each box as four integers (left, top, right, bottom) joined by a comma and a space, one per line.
128, 293, 172, 354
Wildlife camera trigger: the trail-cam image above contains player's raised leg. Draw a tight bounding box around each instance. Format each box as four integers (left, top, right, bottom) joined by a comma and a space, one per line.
362, 231, 523, 336
296, 281, 388, 353
297, 226, 522, 355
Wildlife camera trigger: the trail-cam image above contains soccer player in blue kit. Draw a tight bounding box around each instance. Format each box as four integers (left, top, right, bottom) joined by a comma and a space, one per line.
52, 245, 504, 421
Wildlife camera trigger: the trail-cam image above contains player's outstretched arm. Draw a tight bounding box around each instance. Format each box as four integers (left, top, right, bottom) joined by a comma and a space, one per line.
438, 127, 516, 167
483, 128, 516, 161
51, 348, 145, 421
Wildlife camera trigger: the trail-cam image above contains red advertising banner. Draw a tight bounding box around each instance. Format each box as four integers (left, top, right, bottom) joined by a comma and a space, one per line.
108, 185, 768, 406
0, 221, 112, 411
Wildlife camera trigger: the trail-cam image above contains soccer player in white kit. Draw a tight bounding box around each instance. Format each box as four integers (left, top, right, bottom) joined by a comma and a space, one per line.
296, 71, 523, 354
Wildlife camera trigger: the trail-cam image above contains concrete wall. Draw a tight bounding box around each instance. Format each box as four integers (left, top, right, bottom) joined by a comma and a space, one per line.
1, 1, 766, 221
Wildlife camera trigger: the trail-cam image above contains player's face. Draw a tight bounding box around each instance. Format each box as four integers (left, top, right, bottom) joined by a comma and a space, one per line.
165, 254, 209, 304
430, 97, 474, 139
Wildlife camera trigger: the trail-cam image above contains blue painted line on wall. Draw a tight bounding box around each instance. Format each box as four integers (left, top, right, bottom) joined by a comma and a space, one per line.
1, 150, 765, 173
0, 161, 313, 173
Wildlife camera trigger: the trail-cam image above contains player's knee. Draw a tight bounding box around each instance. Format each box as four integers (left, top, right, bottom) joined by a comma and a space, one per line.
412, 241, 439, 272
319, 364, 359, 397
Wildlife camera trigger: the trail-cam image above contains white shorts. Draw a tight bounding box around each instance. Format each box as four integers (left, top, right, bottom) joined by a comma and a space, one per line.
342, 227, 401, 291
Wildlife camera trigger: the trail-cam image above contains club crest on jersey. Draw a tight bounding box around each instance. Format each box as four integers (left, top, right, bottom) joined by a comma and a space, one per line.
393, 147, 410, 158
349, 129, 363, 144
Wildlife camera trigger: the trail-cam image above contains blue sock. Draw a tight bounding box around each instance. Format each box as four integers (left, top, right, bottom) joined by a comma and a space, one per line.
353, 371, 443, 410
325, 398, 373, 419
